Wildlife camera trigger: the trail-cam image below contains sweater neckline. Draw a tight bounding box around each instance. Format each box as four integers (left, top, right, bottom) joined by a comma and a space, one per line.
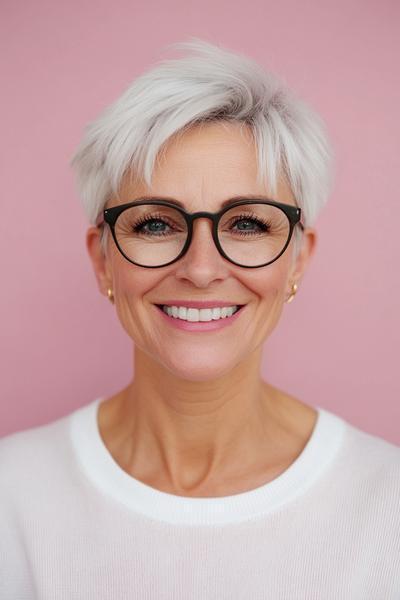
69, 397, 346, 526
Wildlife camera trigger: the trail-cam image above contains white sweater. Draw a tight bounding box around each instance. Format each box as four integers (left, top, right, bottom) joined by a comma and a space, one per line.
0, 397, 399, 599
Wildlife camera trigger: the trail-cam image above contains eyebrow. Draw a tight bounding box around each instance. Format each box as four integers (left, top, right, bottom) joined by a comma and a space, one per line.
130, 194, 275, 210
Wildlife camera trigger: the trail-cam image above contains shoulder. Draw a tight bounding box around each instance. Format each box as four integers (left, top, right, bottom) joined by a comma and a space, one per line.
0, 408, 75, 493
341, 416, 400, 470
332, 413, 400, 510
0, 410, 70, 454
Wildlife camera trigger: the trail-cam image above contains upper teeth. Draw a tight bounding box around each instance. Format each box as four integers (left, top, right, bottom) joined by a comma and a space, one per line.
162, 305, 239, 322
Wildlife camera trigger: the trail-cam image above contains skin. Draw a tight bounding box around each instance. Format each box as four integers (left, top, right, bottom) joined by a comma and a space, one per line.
86, 120, 318, 497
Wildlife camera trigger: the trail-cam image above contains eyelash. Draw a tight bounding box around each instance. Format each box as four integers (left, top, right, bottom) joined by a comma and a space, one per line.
230, 213, 272, 234
133, 213, 178, 236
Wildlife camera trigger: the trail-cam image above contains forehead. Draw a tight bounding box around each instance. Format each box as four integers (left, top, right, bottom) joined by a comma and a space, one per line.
117, 120, 295, 208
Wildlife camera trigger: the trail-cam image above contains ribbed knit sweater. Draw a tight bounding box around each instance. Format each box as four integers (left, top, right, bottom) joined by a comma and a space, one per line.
1, 397, 399, 599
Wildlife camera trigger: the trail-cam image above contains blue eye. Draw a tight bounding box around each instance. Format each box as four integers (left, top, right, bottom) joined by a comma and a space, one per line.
228, 213, 272, 236
132, 213, 184, 237
136, 218, 170, 235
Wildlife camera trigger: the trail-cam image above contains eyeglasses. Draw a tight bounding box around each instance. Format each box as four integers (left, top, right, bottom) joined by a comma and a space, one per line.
95, 198, 304, 269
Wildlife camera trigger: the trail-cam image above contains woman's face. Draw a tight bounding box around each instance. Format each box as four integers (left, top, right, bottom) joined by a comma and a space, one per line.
87, 121, 316, 381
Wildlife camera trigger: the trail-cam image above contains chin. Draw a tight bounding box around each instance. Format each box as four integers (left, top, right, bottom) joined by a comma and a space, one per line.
161, 354, 239, 382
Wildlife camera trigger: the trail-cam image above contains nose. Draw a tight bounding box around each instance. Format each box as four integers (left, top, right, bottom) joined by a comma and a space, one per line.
173, 217, 230, 285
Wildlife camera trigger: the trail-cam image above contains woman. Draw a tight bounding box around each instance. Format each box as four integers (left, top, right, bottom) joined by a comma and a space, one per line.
1, 39, 399, 598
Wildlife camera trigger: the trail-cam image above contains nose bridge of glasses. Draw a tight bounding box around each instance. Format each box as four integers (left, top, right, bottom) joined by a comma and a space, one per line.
184, 211, 220, 257
189, 210, 218, 221
188, 211, 218, 235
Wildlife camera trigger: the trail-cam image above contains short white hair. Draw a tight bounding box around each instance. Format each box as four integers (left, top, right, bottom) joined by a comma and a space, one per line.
70, 38, 334, 258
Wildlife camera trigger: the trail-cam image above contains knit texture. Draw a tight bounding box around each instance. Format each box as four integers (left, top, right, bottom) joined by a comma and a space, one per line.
1, 397, 399, 599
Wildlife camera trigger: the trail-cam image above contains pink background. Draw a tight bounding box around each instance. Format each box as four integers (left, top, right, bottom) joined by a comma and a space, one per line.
1, 0, 399, 444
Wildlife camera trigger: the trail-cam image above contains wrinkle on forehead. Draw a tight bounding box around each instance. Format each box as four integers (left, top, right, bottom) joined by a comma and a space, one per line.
115, 120, 294, 210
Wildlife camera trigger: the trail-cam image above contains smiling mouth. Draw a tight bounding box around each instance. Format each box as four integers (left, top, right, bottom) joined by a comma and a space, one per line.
155, 304, 245, 322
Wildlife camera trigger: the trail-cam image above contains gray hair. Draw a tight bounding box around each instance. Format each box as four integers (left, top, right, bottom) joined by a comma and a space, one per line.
70, 38, 334, 260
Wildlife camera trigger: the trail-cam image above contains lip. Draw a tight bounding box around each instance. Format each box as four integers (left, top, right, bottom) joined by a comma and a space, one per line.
153, 300, 245, 309
154, 304, 246, 332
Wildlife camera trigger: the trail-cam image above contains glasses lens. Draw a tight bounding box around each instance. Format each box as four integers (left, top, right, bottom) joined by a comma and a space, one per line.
218, 203, 290, 267
115, 204, 188, 266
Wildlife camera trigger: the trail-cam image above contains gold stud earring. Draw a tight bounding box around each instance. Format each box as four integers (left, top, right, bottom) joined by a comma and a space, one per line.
286, 282, 298, 304
107, 288, 115, 304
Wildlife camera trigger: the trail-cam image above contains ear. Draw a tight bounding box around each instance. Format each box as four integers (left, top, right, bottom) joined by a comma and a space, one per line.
86, 226, 113, 299
286, 227, 317, 297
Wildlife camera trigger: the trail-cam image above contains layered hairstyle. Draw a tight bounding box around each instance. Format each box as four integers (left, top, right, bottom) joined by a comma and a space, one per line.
70, 38, 334, 259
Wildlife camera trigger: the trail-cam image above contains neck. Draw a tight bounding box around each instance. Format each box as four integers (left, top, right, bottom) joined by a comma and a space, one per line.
99, 346, 300, 496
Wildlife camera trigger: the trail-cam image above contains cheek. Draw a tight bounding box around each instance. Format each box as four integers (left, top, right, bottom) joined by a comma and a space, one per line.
111, 249, 156, 300
109, 258, 148, 326
111, 262, 171, 345
242, 260, 289, 304
240, 262, 290, 343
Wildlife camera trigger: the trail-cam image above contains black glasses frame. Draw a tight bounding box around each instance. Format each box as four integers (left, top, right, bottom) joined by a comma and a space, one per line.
96, 198, 305, 269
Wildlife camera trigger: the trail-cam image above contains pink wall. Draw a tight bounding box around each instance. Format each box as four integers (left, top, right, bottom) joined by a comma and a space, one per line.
1, 0, 399, 444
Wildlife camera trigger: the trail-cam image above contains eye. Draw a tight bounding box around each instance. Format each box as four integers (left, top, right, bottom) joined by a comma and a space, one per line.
130, 212, 186, 237
228, 213, 272, 235
134, 215, 172, 236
